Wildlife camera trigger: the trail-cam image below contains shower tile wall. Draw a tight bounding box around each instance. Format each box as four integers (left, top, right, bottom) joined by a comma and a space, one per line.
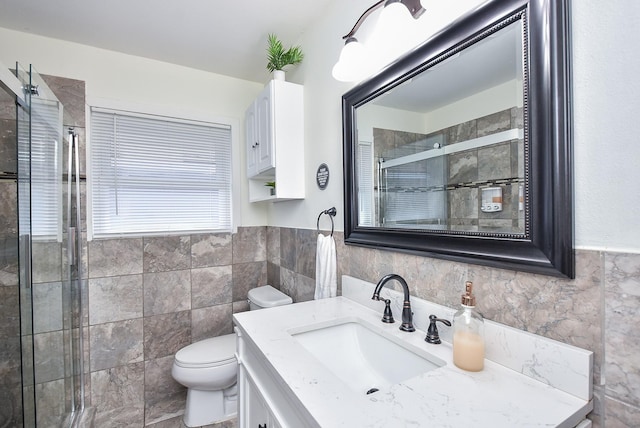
0, 72, 22, 427
266, 227, 640, 427
373, 107, 524, 232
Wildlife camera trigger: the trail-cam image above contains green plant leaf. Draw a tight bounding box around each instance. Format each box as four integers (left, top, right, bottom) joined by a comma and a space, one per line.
266, 34, 304, 72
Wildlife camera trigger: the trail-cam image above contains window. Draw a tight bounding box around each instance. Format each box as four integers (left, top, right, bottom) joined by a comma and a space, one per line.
30, 98, 63, 241
89, 108, 232, 238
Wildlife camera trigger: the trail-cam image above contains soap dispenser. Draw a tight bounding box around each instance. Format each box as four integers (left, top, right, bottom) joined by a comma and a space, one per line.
452, 281, 485, 371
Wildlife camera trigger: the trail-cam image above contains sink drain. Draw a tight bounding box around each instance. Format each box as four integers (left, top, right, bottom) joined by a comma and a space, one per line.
366, 387, 379, 395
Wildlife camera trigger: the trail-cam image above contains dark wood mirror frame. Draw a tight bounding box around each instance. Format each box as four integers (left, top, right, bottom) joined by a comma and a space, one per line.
342, 0, 574, 278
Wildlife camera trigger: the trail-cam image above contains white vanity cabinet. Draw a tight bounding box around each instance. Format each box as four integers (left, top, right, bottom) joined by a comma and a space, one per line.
235, 327, 314, 428
244, 79, 304, 202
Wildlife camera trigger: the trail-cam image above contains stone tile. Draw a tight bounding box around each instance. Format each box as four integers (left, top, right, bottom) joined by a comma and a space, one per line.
0, 118, 17, 173
145, 415, 185, 428
144, 236, 191, 273
279, 267, 297, 302
89, 319, 143, 371
145, 355, 187, 425
604, 395, 640, 428
191, 233, 232, 268
33, 331, 65, 383
589, 385, 605, 428
32, 282, 63, 333
476, 108, 512, 137
35, 379, 66, 428
91, 362, 145, 427
232, 300, 250, 315
448, 150, 478, 184
143, 270, 191, 316
478, 142, 511, 181
604, 251, 640, 407
191, 304, 233, 342
0, 336, 22, 385
0, 235, 19, 287
266, 226, 280, 265
88, 274, 143, 325
88, 238, 143, 278
0, 286, 20, 338
32, 241, 62, 283
144, 311, 191, 360
0, 183, 17, 236
232, 226, 266, 263
41, 74, 85, 128
266, 261, 280, 290
394, 253, 467, 308
296, 273, 316, 303
448, 187, 478, 220
279, 228, 296, 271
231, 261, 267, 302
445, 120, 476, 145
192, 265, 232, 309
296, 228, 316, 279
0, 379, 22, 428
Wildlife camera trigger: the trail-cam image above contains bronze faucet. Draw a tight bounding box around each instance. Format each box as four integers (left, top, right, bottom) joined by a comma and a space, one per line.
372, 274, 415, 332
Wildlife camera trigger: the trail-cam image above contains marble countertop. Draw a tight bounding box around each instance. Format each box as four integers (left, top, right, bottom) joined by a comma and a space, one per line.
233, 281, 593, 428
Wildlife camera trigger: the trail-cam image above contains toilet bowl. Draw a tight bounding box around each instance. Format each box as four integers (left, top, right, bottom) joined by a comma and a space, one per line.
172, 285, 292, 427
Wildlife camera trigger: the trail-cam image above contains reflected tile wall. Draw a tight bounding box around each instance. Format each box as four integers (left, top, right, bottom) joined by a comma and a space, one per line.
266, 226, 640, 426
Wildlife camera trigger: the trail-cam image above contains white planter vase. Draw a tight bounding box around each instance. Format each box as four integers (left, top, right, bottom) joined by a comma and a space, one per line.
272, 70, 285, 81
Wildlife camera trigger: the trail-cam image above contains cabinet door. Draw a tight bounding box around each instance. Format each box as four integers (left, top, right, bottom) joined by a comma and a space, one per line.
244, 374, 270, 428
245, 102, 258, 177
255, 86, 274, 173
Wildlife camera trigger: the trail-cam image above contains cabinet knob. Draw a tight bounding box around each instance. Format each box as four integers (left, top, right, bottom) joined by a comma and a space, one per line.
258, 424, 267, 428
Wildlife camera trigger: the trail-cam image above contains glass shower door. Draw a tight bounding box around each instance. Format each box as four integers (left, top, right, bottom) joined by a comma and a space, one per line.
20, 65, 86, 427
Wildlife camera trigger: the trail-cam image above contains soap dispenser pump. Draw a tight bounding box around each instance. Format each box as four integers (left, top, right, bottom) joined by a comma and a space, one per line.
452, 281, 485, 371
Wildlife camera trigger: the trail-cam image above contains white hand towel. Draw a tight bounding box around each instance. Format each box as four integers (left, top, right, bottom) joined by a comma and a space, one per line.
315, 233, 337, 299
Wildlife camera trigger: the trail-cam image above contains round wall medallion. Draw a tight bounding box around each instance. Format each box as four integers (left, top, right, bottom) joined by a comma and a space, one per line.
316, 163, 330, 190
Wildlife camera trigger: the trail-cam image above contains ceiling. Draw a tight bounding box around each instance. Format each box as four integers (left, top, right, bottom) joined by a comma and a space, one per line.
0, 0, 335, 83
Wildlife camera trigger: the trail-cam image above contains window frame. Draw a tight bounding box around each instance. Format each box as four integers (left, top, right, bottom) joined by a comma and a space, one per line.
86, 100, 240, 240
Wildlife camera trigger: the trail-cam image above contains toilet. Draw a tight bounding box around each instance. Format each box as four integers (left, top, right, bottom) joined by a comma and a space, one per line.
171, 285, 293, 427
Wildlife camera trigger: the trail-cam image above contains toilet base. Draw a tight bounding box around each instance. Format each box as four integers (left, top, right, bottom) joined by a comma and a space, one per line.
183, 387, 237, 427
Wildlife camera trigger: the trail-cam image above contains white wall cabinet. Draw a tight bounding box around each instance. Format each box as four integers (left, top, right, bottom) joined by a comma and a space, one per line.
244, 80, 304, 202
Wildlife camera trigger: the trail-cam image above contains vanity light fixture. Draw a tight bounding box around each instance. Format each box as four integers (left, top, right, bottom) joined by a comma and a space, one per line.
332, 0, 425, 82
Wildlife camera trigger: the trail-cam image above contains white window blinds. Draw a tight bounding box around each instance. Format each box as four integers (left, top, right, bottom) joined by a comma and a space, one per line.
30, 98, 63, 241
357, 141, 374, 226
89, 108, 232, 238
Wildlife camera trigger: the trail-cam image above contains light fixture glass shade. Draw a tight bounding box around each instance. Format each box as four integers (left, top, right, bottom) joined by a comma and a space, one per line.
366, 1, 417, 69
376, 1, 414, 34
332, 38, 374, 82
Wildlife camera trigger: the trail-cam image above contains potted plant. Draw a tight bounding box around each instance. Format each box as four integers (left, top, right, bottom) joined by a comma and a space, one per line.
266, 34, 304, 81
265, 181, 276, 196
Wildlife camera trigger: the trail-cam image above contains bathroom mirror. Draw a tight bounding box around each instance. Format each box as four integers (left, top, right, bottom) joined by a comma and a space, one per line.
342, 0, 574, 278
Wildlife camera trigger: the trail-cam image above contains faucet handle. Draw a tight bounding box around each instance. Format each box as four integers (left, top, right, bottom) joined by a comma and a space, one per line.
381, 299, 395, 324
425, 314, 452, 344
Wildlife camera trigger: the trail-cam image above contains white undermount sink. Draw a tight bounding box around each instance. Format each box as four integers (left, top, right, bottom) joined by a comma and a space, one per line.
289, 319, 445, 395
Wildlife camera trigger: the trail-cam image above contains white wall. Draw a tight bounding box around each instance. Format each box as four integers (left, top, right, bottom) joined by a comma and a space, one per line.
276, 0, 640, 252
2, 0, 639, 252
0, 27, 268, 228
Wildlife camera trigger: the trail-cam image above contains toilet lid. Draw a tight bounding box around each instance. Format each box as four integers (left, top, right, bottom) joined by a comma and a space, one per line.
175, 334, 236, 368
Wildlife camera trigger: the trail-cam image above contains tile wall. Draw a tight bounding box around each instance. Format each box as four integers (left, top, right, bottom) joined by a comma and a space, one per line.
267, 226, 640, 428
373, 107, 524, 233
0, 69, 22, 427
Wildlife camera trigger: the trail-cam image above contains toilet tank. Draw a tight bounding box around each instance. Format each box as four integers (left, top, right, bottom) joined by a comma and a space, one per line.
248, 285, 292, 310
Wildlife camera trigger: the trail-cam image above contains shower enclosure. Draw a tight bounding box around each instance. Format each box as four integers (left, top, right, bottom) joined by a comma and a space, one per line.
0, 62, 90, 427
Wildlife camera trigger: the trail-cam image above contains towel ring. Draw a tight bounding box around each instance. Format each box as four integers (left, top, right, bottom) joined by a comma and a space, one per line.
317, 207, 337, 236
